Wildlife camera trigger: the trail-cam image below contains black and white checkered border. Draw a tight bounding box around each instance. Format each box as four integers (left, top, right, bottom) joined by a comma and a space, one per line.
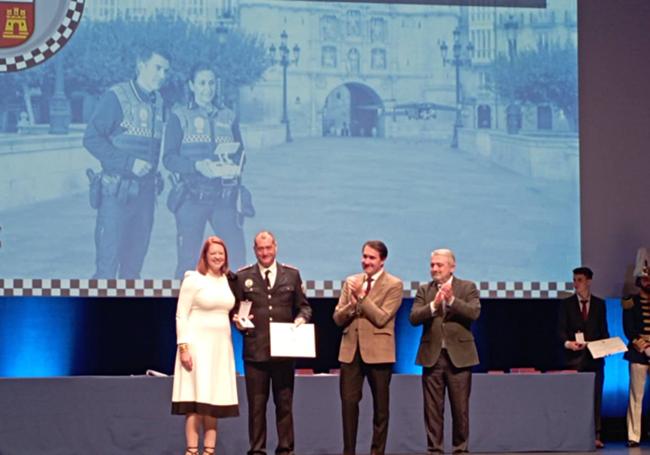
0, 0, 85, 72
0, 279, 573, 299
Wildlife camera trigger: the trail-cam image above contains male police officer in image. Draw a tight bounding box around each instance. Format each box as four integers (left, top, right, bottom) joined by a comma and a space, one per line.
84, 47, 170, 278
234, 231, 311, 455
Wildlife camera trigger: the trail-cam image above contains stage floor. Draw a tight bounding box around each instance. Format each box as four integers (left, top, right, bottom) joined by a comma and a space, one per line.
0, 373, 594, 454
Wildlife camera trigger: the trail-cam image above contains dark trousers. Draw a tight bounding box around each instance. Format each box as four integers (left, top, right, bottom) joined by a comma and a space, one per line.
93, 179, 154, 279
422, 349, 472, 454
244, 360, 295, 455
173, 192, 245, 278
580, 364, 604, 439
340, 349, 393, 455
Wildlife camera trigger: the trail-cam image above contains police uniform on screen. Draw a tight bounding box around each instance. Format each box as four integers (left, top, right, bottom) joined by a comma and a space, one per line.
84, 80, 165, 279
163, 101, 251, 278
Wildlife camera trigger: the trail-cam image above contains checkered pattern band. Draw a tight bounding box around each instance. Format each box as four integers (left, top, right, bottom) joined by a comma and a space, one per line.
0, 279, 573, 299
0, 0, 85, 72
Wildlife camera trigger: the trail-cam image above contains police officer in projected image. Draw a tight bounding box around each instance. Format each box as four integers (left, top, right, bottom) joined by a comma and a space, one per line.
558, 267, 609, 449
233, 231, 311, 455
333, 240, 404, 455
623, 248, 650, 448
163, 63, 252, 278
84, 47, 170, 279
409, 249, 480, 454
171, 236, 239, 455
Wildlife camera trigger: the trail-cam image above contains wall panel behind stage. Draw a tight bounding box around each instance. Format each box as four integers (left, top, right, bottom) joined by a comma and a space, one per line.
579, 0, 650, 297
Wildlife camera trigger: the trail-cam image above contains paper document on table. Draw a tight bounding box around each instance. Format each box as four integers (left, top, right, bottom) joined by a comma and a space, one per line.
270, 322, 316, 358
587, 336, 628, 359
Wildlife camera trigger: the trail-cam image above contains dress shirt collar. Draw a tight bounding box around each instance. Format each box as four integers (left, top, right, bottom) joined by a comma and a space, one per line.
259, 261, 278, 287
436, 275, 454, 289
364, 269, 383, 284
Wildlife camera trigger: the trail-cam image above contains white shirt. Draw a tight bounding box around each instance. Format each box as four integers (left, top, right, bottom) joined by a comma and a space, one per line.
259, 261, 278, 288
363, 269, 383, 294
430, 275, 454, 315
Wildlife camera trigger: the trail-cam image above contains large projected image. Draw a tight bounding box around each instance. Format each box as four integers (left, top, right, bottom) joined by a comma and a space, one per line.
0, 0, 579, 285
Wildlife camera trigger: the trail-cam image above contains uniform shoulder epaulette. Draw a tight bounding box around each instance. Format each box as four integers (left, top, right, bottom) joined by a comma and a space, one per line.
281, 263, 299, 271
622, 297, 635, 310
237, 263, 256, 272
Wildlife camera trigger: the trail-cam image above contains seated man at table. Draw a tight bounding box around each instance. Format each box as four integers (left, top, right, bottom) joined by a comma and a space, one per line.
558, 266, 609, 449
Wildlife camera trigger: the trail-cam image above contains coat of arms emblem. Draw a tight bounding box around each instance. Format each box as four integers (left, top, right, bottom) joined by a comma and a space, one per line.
0, 0, 34, 48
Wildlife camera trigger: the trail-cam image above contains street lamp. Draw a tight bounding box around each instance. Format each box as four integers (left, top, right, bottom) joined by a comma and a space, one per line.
269, 30, 300, 142
440, 26, 473, 149
504, 14, 519, 60
49, 56, 71, 134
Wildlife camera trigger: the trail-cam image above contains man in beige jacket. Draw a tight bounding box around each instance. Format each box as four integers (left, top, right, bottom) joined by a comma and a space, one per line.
333, 240, 404, 455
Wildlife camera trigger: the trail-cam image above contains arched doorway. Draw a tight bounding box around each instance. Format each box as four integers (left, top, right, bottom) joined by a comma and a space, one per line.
322, 83, 383, 137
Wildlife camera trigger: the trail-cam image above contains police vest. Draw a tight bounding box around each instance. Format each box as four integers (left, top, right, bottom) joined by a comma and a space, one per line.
110, 81, 164, 168
173, 105, 237, 162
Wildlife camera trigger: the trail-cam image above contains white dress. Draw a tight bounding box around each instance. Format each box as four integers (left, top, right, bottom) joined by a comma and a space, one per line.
171, 271, 239, 417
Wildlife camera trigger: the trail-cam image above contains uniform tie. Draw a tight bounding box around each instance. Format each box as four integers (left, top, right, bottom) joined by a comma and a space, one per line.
264, 270, 272, 289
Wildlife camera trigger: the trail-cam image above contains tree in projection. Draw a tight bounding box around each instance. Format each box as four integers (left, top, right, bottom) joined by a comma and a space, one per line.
490, 42, 578, 131
3, 14, 271, 119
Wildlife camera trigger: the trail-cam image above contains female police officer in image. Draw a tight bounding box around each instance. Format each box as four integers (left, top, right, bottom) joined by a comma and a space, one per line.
163, 63, 250, 277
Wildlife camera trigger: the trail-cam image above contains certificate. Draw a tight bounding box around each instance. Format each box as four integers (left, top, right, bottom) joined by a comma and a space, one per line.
270, 322, 316, 358
587, 336, 628, 359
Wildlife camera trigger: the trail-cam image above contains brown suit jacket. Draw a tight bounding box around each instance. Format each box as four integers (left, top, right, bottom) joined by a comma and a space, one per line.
409, 277, 480, 369
333, 271, 404, 364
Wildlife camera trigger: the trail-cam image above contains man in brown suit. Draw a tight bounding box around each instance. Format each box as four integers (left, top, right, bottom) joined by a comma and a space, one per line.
409, 248, 480, 454
333, 240, 404, 455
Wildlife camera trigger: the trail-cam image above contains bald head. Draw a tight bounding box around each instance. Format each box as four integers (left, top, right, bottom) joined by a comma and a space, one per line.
254, 230, 277, 268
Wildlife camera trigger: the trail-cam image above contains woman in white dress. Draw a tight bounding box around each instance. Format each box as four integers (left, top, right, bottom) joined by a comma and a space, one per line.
171, 236, 239, 455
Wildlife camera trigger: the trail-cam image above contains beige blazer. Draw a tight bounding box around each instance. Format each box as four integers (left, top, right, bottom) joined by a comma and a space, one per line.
333, 271, 404, 364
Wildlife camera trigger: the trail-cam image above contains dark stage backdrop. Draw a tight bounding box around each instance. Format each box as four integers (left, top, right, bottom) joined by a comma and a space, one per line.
0, 296, 634, 419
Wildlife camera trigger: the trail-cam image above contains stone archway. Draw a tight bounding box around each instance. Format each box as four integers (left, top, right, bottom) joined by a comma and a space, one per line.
322, 82, 384, 137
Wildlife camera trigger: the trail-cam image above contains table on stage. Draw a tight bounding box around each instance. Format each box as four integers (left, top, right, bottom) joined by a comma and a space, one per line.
0, 372, 594, 454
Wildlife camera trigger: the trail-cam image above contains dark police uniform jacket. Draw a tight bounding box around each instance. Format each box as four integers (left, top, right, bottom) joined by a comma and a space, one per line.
236, 263, 312, 362
624, 293, 650, 365
84, 80, 164, 177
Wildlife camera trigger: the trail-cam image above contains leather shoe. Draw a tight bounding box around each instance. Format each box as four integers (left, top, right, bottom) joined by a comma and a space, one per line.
627, 440, 640, 447
594, 439, 604, 449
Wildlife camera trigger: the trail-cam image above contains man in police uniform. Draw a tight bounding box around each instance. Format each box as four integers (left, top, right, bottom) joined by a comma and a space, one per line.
234, 231, 311, 455
624, 248, 650, 447
83, 46, 170, 278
